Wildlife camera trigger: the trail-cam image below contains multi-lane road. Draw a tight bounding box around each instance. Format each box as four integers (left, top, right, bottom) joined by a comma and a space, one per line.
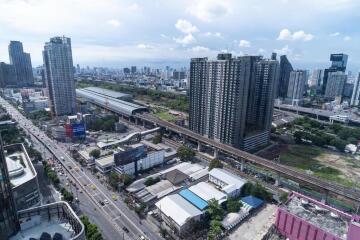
0, 97, 161, 240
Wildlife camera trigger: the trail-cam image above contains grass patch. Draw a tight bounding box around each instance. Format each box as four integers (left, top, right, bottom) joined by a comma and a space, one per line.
280, 145, 358, 188
154, 111, 178, 121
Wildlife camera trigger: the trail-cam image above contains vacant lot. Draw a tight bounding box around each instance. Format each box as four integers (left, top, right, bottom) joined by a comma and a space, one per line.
259, 144, 360, 189
154, 111, 179, 121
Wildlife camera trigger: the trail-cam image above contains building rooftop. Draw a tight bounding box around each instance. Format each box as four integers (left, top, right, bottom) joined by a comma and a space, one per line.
10, 201, 84, 240
4, 144, 37, 188
163, 169, 188, 185
76, 88, 147, 116
179, 189, 208, 210
95, 155, 114, 167
284, 193, 351, 239
155, 194, 203, 227
82, 87, 131, 100
209, 168, 247, 193
188, 182, 227, 203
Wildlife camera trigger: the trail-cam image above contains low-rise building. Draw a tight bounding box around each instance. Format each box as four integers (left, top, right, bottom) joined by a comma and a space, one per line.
208, 168, 247, 198
155, 194, 203, 235
95, 155, 115, 174
4, 143, 40, 210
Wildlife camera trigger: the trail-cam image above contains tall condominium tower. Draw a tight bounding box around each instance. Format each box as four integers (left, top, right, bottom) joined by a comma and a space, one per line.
189, 53, 278, 151
8, 41, 34, 87
0, 62, 17, 88
351, 74, 360, 106
276, 55, 293, 99
0, 138, 20, 239
286, 70, 307, 105
43, 36, 76, 116
322, 53, 348, 94
324, 71, 347, 100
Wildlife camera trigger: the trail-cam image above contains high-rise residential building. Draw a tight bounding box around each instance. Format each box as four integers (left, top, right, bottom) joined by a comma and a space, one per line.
131, 66, 137, 74
0, 138, 20, 239
308, 69, 324, 91
286, 70, 307, 105
351, 73, 360, 106
189, 53, 278, 151
43, 36, 76, 116
8, 41, 34, 87
324, 71, 347, 100
322, 53, 348, 94
0, 62, 17, 87
173, 71, 186, 80
276, 55, 293, 99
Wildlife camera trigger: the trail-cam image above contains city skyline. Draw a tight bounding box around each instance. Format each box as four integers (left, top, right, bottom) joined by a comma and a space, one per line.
0, 0, 360, 71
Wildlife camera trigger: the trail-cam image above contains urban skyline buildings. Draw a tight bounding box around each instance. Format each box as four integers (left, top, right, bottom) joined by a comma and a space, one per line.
286, 70, 307, 105
8, 41, 34, 87
324, 71, 347, 100
189, 53, 278, 151
43, 36, 76, 117
276, 55, 293, 99
351, 74, 360, 106
321, 53, 348, 95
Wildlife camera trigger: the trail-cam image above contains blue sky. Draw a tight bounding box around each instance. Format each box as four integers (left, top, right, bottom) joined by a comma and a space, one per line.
0, 0, 359, 71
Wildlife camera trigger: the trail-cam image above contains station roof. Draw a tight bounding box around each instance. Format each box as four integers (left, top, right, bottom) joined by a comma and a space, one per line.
76, 88, 147, 116
82, 87, 131, 100
179, 189, 208, 210
155, 194, 202, 227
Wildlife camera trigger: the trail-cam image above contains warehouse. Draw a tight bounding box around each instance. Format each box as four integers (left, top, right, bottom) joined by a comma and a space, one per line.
179, 189, 208, 210
188, 182, 227, 204
155, 194, 203, 234
208, 168, 247, 198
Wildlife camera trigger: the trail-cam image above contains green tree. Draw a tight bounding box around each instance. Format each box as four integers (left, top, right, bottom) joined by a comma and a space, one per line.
108, 172, 120, 189
152, 134, 162, 144
89, 149, 101, 159
121, 174, 133, 186
209, 159, 224, 171
207, 199, 224, 221
330, 138, 347, 152
177, 145, 195, 162
208, 220, 222, 240
226, 198, 242, 213
144, 177, 160, 186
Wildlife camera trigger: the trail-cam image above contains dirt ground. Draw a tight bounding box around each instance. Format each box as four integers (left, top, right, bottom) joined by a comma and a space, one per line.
228, 204, 277, 240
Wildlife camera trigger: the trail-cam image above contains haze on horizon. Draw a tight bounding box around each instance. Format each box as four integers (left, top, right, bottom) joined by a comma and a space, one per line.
0, 0, 359, 71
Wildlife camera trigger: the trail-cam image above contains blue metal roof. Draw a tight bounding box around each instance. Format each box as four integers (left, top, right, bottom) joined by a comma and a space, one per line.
241, 196, 264, 209
179, 189, 208, 210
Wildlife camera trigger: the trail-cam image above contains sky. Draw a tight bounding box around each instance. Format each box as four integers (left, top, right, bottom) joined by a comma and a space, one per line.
0, 0, 360, 71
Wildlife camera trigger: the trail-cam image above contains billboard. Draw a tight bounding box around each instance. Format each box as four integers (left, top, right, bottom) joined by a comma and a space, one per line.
65, 122, 86, 139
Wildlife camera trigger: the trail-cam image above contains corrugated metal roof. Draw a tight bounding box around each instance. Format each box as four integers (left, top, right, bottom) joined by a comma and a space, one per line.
76, 88, 147, 116
83, 87, 131, 99
179, 189, 208, 210
188, 182, 227, 203
155, 194, 202, 227
209, 168, 247, 189
241, 196, 264, 209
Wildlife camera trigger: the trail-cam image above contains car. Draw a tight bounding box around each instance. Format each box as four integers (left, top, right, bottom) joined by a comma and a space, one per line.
104, 199, 109, 204
122, 227, 129, 233
99, 201, 105, 206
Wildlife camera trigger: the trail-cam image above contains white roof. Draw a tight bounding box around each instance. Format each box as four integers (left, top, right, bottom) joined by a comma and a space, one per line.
155, 194, 202, 227
95, 155, 114, 167
189, 182, 227, 203
6, 151, 36, 187
209, 168, 247, 190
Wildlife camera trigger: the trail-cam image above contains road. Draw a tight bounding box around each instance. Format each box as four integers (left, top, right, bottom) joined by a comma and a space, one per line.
0, 96, 160, 240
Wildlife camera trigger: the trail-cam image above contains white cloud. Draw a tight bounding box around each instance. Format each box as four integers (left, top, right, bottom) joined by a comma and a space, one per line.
175, 19, 198, 34
277, 29, 314, 41
258, 48, 266, 54
330, 32, 340, 37
239, 40, 251, 47
107, 19, 121, 28
160, 34, 168, 38
343, 36, 352, 41
174, 34, 196, 45
190, 46, 210, 52
187, 0, 231, 22
204, 32, 223, 38
137, 43, 154, 49
274, 45, 292, 55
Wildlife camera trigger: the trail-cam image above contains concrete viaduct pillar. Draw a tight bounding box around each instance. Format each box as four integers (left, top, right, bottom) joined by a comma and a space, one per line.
240, 159, 245, 172
197, 141, 202, 152
214, 148, 219, 159
275, 174, 281, 187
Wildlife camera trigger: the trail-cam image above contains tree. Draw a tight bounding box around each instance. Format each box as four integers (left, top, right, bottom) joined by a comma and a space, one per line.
209, 159, 224, 171
80, 215, 104, 240
293, 131, 304, 144
208, 220, 222, 240
226, 198, 242, 213
241, 182, 272, 201
108, 172, 120, 189
152, 134, 162, 144
330, 138, 347, 152
89, 149, 101, 159
120, 174, 133, 186
177, 145, 195, 162
207, 199, 224, 221
144, 177, 160, 186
